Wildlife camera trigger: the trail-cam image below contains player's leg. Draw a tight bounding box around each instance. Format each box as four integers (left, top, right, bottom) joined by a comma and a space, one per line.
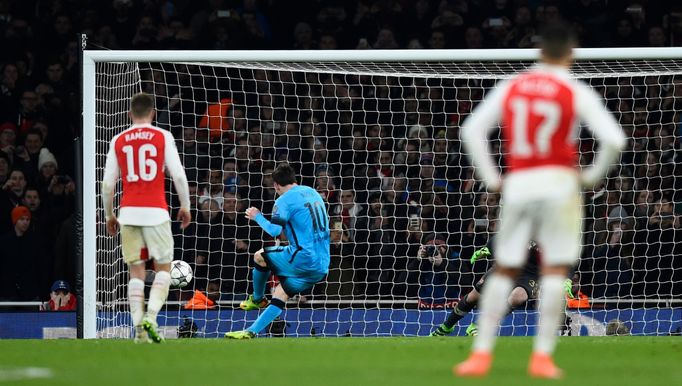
226, 247, 298, 339
141, 222, 174, 343
239, 248, 271, 310
226, 283, 292, 339
121, 225, 149, 343
529, 193, 581, 379
456, 203, 531, 377
507, 286, 530, 308
128, 262, 148, 343
431, 286, 480, 336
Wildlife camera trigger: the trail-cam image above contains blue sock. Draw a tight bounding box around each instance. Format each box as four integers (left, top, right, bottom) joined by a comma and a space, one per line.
247, 298, 285, 334
252, 266, 270, 302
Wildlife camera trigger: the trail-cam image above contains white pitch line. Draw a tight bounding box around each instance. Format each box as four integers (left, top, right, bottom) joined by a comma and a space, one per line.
0, 367, 53, 382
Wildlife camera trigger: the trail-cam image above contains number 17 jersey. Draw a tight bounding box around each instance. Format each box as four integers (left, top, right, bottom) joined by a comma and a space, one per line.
272, 185, 330, 275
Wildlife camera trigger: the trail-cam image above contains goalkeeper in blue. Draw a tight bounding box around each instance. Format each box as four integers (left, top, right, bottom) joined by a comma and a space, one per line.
225, 164, 330, 339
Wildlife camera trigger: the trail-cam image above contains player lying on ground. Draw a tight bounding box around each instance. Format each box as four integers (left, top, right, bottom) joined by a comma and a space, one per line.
102, 92, 191, 343
430, 240, 540, 337
225, 164, 330, 339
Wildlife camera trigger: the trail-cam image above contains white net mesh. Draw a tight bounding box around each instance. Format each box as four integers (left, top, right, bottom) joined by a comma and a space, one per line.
94, 57, 682, 337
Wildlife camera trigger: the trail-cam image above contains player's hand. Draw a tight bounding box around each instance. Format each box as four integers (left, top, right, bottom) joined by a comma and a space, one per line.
470, 246, 491, 264
2, 179, 13, 191
564, 278, 576, 299
177, 208, 191, 230
580, 168, 603, 189
106, 216, 119, 236
234, 240, 248, 251
244, 207, 261, 220
487, 178, 501, 193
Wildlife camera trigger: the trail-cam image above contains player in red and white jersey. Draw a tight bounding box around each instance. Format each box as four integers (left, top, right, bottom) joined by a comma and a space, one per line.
456, 24, 625, 378
102, 92, 191, 343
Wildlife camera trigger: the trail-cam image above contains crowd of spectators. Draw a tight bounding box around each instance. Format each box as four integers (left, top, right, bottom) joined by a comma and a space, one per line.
1, 0, 681, 306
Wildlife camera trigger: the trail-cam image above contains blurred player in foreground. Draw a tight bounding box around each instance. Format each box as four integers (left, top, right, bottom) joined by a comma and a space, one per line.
457, 23, 625, 378
225, 164, 330, 339
102, 93, 191, 343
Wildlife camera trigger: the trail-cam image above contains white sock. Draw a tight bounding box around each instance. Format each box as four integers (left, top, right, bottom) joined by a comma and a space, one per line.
146, 271, 171, 323
128, 278, 146, 327
473, 274, 514, 353
533, 275, 566, 355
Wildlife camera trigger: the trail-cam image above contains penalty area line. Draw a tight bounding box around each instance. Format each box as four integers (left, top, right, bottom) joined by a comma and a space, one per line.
0, 367, 53, 382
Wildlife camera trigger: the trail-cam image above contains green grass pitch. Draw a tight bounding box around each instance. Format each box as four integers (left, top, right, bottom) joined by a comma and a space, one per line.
1, 337, 680, 385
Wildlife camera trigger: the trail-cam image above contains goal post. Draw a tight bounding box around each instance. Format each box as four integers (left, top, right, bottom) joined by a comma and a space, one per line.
82, 47, 682, 339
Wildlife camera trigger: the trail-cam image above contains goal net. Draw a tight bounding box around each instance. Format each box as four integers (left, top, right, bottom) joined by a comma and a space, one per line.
86, 49, 682, 338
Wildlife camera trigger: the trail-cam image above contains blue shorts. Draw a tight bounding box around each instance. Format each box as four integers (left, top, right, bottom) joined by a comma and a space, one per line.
261, 246, 326, 296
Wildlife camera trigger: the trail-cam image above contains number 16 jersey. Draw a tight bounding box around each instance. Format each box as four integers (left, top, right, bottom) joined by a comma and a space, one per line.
102, 124, 189, 226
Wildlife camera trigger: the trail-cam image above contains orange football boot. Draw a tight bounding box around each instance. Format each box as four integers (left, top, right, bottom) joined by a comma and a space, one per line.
528, 352, 564, 379
453, 351, 493, 377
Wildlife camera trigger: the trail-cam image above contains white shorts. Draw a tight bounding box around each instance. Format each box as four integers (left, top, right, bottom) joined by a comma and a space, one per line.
496, 167, 583, 268
120, 221, 174, 265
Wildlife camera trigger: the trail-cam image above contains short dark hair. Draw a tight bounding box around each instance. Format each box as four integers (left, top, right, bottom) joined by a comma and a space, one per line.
272, 163, 296, 186
540, 22, 576, 60
130, 92, 155, 118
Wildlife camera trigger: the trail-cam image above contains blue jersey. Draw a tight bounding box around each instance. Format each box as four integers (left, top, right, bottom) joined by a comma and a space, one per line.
255, 185, 330, 275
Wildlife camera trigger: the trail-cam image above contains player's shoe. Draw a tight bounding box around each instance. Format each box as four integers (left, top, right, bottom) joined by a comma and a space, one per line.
528, 352, 563, 379
465, 323, 479, 336
141, 318, 165, 343
133, 326, 151, 344
429, 324, 454, 336
224, 330, 256, 340
454, 351, 492, 378
239, 295, 269, 311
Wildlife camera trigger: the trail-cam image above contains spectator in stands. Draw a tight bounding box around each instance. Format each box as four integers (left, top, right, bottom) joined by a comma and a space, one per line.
589, 221, 635, 298
648, 26, 667, 47
293, 22, 315, 50
190, 198, 223, 289
315, 167, 338, 204
0, 206, 42, 301
177, 127, 209, 182
464, 27, 484, 49
331, 189, 366, 241
0, 168, 27, 233
222, 158, 240, 195
219, 191, 250, 295
15, 129, 45, 182
0, 123, 17, 154
0, 151, 9, 186
36, 147, 58, 195
40, 280, 77, 311
411, 233, 458, 307
14, 90, 43, 134
373, 28, 400, 49
324, 220, 355, 297
318, 34, 338, 50
199, 167, 225, 207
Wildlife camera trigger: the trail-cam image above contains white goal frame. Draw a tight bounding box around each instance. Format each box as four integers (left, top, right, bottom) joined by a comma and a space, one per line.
82, 47, 682, 339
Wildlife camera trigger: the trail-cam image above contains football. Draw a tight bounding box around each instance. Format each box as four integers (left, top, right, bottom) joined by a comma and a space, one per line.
169, 260, 193, 288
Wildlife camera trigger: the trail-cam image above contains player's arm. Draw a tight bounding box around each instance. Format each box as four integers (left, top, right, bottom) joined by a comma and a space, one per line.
245, 203, 288, 238
460, 81, 509, 191
575, 84, 627, 187
164, 131, 191, 229
101, 142, 120, 235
